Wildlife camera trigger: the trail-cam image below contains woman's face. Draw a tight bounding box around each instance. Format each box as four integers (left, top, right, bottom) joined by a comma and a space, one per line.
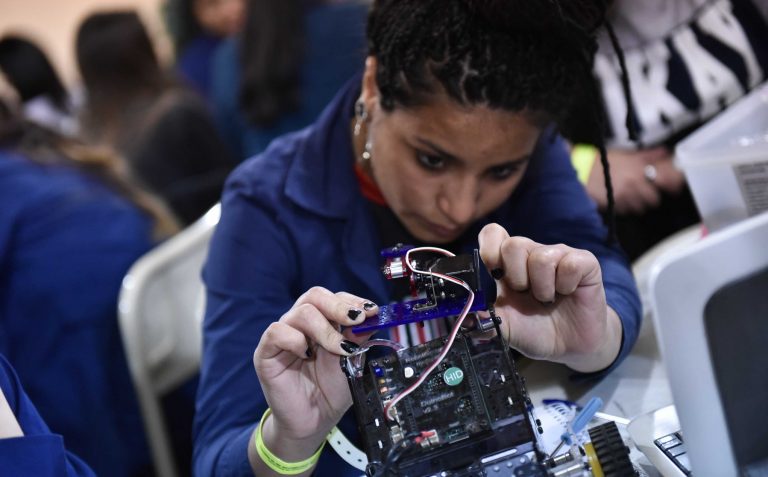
359, 59, 542, 244
194, 0, 245, 37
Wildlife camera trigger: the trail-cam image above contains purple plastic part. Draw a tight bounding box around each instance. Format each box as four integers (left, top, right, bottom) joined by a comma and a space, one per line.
379, 244, 415, 259
351, 290, 487, 334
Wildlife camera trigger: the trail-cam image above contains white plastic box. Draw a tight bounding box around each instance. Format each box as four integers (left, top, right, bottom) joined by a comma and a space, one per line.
675, 82, 768, 232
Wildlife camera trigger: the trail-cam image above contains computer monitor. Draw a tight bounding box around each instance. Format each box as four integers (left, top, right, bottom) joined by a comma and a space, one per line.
649, 212, 768, 476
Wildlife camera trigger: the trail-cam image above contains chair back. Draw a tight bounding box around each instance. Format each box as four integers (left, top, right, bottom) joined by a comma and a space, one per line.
118, 204, 220, 477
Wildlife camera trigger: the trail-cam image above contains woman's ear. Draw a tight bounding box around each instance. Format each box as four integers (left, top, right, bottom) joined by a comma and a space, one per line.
360, 56, 379, 115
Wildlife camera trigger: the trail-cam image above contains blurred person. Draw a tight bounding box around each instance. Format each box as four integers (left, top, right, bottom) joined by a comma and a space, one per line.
0, 70, 16, 101
211, 0, 368, 160
76, 10, 234, 225
0, 352, 96, 477
573, 0, 768, 260
165, 0, 246, 100
0, 98, 178, 475
0, 35, 79, 137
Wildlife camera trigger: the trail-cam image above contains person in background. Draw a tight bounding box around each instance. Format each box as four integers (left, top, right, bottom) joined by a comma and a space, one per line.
0, 352, 96, 477
0, 99, 177, 475
574, 0, 768, 260
76, 10, 233, 225
193, 0, 642, 475
0, 35, 79, 137
165, 0, 245, 101
211, 0, 368, 160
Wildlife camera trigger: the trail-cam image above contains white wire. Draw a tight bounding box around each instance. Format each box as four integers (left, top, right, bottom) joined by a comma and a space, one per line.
384, 247, 474, 421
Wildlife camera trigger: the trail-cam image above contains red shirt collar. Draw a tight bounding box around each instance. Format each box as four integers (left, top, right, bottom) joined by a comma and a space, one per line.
354, 162, 387, 206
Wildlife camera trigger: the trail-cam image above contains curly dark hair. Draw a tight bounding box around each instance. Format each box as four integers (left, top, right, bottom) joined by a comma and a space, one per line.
367, 0, 638, 241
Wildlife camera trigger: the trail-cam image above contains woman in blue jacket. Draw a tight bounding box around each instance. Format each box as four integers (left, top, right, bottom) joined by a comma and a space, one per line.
0, 101, 176, 475
193, 1, 642, 475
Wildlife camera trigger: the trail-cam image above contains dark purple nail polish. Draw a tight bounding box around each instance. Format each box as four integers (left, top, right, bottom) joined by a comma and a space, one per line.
491, 268, 504, 280
348, 309, 363, 321
363, 302, 376, 311
340, 340, 360, 354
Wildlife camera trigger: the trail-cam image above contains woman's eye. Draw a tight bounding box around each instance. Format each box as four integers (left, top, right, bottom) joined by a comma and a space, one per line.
417, 153, 446, 170
488, 164, 519, 181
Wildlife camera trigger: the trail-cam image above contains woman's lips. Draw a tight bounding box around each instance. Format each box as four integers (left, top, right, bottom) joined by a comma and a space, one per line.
426, 220, 461, 237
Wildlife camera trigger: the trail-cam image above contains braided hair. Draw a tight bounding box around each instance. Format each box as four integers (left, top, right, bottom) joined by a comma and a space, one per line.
367, 0, 636, 242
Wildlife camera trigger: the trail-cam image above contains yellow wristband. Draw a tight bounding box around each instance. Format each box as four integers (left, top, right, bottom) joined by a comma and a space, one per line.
571, 144, 598, 185
255, 408, 325, 475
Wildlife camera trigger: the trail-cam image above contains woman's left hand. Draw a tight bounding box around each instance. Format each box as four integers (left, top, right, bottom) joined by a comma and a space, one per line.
478, 223, 623, 373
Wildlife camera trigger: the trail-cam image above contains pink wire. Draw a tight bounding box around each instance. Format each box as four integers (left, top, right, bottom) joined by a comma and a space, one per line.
384, 247, 475, 421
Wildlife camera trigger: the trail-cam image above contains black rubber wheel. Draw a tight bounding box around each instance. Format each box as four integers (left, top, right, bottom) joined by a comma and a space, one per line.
588, 421, 636, 477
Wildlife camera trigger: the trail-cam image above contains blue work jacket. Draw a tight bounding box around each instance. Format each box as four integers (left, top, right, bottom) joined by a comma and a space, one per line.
0, 151, 153, 476
0, 353, 96, 477
193, 76, 641, 476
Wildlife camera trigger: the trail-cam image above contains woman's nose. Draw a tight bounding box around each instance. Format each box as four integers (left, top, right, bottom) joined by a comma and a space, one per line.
437, 177, 479, 227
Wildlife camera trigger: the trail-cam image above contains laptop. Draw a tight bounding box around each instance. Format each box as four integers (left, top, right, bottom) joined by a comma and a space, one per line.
628, 212, 768, 477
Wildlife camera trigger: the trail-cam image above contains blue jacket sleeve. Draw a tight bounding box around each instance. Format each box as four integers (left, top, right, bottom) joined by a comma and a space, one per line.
0, 355, 96, 477
507, 134, 641, 375
193, 173, 301, 476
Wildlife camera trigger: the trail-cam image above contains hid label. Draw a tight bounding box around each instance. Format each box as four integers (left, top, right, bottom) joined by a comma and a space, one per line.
443, 367, 464, 386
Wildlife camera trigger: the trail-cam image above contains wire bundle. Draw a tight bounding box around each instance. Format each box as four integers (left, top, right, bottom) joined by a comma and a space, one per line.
384, 246, 475, 421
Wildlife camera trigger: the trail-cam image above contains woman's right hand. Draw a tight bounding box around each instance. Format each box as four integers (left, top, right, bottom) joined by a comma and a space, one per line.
250, 287, 377, 470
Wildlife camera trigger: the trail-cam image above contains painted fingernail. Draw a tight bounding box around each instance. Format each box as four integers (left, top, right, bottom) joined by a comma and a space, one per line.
347, 309, 363, 321
340, 340, 360, 354
363, 302, 377, 310
305, 347, 313, 358
491, 268, 504, 280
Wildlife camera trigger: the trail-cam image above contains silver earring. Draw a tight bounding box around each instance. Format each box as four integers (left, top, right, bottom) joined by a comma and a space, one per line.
362, 140, 372, 162
354, 100, 368, 137
355, 100, 372, 163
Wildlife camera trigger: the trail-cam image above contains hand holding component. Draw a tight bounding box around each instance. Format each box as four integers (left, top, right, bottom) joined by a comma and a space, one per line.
478, 224, 623, 373
252, 287, 378, 469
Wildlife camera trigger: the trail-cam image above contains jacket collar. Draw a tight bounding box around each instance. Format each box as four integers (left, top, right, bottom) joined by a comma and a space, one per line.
283, 74, 389, 301
284, 74, 362, 219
